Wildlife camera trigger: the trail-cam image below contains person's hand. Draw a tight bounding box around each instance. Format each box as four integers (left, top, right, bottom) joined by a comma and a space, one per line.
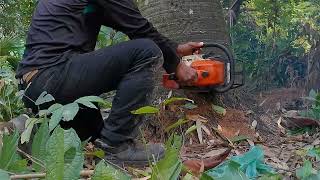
177, 42, 204, 57
175, 62, 197, 86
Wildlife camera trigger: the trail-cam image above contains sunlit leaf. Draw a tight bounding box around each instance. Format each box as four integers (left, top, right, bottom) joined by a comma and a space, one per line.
21, 118, 42, 144
131, 106, 159, 115
35, 91, 55, 106
62, 103, 79, 122
92, 160, 130, 180
185, 125, 197, 135
165, 119, 189, 132
212, 105, 227, 116
32, 122, 49, 171
163, 97, 193, 106
0, 129, 19, 170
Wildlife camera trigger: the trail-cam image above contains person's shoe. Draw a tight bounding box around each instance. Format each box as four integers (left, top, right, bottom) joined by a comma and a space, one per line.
94, 139, 165, 166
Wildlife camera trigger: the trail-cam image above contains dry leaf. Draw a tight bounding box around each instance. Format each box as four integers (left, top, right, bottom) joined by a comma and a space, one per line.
234, 130, 240, 136
203, 148, 230, 159
217, 125, 223, 132
201, 125, 212, 136
259, 98, 268, 106
167, 90, 173, 99
247, 139, 255, 146
200, 161, 205, 174
251, 120, 257, 130
186, 114, 208, 123
196, 120, 203, 144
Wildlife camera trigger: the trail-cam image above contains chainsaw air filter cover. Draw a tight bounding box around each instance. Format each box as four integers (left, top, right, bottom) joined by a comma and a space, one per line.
189, 59, 225, 86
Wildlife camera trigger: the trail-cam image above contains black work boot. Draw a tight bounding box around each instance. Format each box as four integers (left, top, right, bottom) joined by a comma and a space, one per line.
94, 139, 165, 166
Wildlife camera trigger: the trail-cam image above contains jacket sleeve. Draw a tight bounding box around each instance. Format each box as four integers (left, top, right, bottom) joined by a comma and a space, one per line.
95, 0, 180, 73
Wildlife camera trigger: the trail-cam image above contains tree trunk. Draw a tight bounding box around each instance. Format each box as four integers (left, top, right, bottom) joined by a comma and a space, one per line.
307, 42, 320, 91
137, 0, 230, 46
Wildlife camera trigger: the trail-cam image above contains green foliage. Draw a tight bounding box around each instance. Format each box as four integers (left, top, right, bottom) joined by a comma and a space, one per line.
31, 121, 49, 171
0, 130, 27, 172
0, 67, 25, 122
165, 119, 189, 132
203, 146, 274, 179
212, 104, 227, 115
296, 160, 320, 180
232, 0, 319, 88
96, 27, 128, 49
131, 106, 159, 115
0, 169, 10, 180
151, 134, 182, 180
201, 161, 249, 180
300, 90, 320, 120
163, 97, 193, 106
91, 160, 130, 180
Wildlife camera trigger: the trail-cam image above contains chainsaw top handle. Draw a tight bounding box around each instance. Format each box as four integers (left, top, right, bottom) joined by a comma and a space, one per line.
201, 43, 235, 93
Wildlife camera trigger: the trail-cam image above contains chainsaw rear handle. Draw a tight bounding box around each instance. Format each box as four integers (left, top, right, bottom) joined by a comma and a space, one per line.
201, 43, 235, 93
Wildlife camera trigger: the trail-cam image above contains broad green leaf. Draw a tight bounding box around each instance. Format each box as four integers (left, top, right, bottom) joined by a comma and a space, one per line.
62, 103, 79, 122
201, 161, 249, 180
7, 159, 28, 173
38, 110, 49, 117
45, 127, 64, 180
185, 125, 197, 135
0, 129, 19, 170
49, 107, 63, 132
75, 96, 105, 104
76, 99, 97, 109
32, 122, 49, 171
152, 134, 182, 180
296, 160, 313, 179
165, 119, 189, 132
212, 105, 227, 116
183, 103, 198, 110
131, 106, 159, 115
0, 169, 10, 180
92, 160, 130, 180
35, 91, 55, 106
63, 128, 84, 180
75, 96, 111, 108
308, 147, 320, 161
258, 173, 282, 180
163, 97, 193, 106
21, 118, 42, 144
48, 103, 63, 113
203, 146, 273, 179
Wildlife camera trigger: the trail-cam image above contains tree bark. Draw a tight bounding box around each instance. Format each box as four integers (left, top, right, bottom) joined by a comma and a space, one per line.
307, 42, 320, 91
137, 0, 230, 46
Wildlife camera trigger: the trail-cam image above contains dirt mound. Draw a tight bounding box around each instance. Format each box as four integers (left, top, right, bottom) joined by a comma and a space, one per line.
218, 109, 256, 139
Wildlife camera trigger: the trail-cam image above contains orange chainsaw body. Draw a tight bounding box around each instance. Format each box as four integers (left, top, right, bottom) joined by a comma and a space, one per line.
163, 58, 225, 89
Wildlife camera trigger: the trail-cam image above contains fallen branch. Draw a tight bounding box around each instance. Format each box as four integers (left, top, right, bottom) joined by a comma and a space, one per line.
10, 170, 95, 179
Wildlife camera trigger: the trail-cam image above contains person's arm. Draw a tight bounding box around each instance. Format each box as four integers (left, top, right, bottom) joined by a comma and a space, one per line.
95, 0, 179, 73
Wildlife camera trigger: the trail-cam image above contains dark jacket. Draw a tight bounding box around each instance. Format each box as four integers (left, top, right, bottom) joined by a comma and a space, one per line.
16, 0, 180, 77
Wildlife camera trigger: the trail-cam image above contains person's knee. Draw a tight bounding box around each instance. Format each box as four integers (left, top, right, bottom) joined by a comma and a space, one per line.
134, 39, 163, 60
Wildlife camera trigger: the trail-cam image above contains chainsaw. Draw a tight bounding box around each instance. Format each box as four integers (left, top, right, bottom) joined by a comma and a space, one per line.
163, 43, 244, 93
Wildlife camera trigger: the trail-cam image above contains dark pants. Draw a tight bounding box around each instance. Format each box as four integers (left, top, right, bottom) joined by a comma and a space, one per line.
20, 39, 163, 145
